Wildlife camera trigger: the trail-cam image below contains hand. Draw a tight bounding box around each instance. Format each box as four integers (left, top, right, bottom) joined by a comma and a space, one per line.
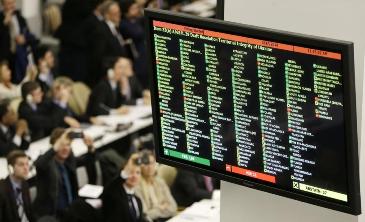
143, 90, 151, 105
123, 153, 140, 176
39, 60, 50, 74
117, 106, 129, 115
16, 119, 28, 136
25, 64, 38, 81
64, 116, 81, 128
15, 35, 26, 45
83, 135, 95, 153
89, 117, 104, 125
53, 128, 72, 152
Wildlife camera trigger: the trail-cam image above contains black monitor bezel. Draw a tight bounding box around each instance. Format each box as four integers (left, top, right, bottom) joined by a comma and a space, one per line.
144, 9, 361, 215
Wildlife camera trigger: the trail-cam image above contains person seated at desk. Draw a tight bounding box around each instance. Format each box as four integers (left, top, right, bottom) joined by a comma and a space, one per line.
171, 169, 220, 207
34, 45, 56, 96
50, 76, 100, 128
0, 99, 30, 157
102, 153, 148, 222
86, 57, 131, 116
33, 128, 96, 220
135, 150, 177, 222
0, 60, 36, 101
118, 57, 150, 105
0, 150, 35, 222
18, 81, 57, 141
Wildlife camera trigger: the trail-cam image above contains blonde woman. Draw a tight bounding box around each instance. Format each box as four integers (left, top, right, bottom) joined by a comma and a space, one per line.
136, 151, 177, 222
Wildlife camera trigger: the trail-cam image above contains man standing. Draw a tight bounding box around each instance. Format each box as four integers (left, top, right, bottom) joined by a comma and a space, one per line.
0, 0, 38, 83
0, 150, 35, 222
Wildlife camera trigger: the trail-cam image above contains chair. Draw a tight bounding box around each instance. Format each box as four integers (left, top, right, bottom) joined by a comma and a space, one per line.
10, 97, 22, 114
157, 164, 177, 187
68, 82, 91, 115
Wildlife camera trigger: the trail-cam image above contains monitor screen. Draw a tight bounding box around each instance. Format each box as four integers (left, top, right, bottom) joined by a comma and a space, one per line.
145, 9, 361, 215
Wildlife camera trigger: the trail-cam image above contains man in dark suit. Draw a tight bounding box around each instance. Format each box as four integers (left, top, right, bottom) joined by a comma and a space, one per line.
99, 1, 128, 58
0, 0, 38, 83
0, 150, 35, 222
84, 0, 108, 88
33, 128, 96, 219
18, 81, 56, 141
0, 100, 30, 157
102, 153, 147, 222
86, 57, 130, 116
171, 169, 219, 207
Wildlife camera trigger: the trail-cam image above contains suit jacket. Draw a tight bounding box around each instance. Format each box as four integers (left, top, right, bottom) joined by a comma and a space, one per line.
99, 21, 128, 59
86, 79, 124, 116
33, 148, 95, 218
101, 176, 146, 222
0, 177, 35, 222
171, 169, 215, 207
122, 76, 143, 106
84, 14, 106, 87
49, 100, 89, 127
18, 101, 56, 141
0, 125, 30, 157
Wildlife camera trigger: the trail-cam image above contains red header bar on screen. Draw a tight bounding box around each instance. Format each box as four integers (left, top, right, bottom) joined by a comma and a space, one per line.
153, 20, 341, 60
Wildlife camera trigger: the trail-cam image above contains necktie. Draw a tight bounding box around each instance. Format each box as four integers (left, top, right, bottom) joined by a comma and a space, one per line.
16, 188, 29, 222
59, 165, 73, 204
5, 129, 12, 141
127, 194, 138, 222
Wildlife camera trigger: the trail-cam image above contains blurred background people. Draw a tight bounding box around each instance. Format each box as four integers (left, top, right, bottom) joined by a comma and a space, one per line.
136, 150, 177, 222
99, 1, 129, 59
0, 99, 30, 156
0, 150, 35, 222
0, 0, 38, 83
119, 0, 149, 89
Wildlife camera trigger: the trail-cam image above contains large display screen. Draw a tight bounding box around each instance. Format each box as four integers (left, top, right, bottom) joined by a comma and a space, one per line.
145, 9, 361, 214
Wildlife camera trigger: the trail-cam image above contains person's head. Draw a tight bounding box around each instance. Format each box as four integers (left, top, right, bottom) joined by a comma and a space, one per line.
120, 0, 141, 19
51, 76, 73, 101
0, 100, 17, 126
124, 162, 142, 189
50, 128, 72, 161
34, 46, 55, 70
1, 0, 16, 13
118, 57, 133, 78
21, 81, 43, 104
101, 1, 121, 25
140, 150, 157, 179
106, 57, 132, 81
7, 150, 30, 180
0, 61, 12, 84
